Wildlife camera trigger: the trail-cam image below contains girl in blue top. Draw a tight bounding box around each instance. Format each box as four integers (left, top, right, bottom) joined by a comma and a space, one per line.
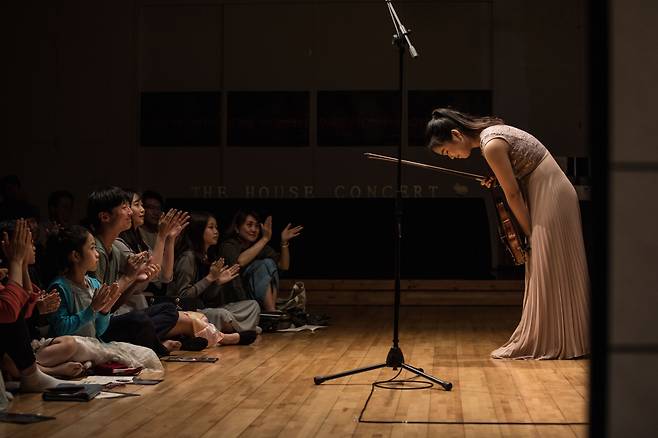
47, 226, 122, 338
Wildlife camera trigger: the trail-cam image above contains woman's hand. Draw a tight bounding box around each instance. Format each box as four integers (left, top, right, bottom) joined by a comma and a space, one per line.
157, 209, 176, 238
124, 251, 149, 280
36, 290, 61, 314
99, 282, 121, 313
91, 284, 116, 312
158, 209, 190, 239
206, 258, 240, 284
217, 263, 240, 285
480, 176, 496, 189
281, 223, 303, 245
137, 262, 161, 282
1, 219, 32, 265
167, 210, 190, 240
260, 216, 273, 241
206, 258, 225, 282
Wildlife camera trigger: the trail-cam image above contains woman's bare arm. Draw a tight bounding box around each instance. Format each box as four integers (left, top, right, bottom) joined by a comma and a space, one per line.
482, 138, 531, 237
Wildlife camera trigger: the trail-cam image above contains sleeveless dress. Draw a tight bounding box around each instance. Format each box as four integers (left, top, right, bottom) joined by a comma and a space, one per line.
480, 125, 590, 359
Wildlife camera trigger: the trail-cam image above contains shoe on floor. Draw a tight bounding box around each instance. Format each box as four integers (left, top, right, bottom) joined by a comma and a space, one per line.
238, 331, 258, 345
179, 336, 209, 351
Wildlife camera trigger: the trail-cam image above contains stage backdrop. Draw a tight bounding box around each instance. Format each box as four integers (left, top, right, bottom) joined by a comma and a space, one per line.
3, 0, 589, 277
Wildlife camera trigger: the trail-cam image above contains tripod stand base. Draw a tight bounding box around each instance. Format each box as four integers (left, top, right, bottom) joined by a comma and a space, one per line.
313, 347, 452, 391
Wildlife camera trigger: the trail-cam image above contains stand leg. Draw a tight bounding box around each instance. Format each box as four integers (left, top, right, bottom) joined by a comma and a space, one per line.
314, 346, 452, 391
313, 362, 387, 385
400, 362, 452, 391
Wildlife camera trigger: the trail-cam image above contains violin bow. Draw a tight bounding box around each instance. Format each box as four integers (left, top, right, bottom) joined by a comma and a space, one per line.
364, 153, 491, 184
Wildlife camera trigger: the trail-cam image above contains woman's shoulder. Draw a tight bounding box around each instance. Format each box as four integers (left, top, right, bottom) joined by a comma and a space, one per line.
220, 236, 245, 251
174, 250, 202, 279
174, 249, 195, 263
480, 125, 508, 149
221, 236, 241, 245
175, 250, 199, 267
481, 124, 506, 134
180, 249, 196, 259
84, 275, 102, 289
48, 275, 67, 287
480, 124, 525, 138
48, 276, 71, 294
114, 237, 134, 254
480, 125, 534, 148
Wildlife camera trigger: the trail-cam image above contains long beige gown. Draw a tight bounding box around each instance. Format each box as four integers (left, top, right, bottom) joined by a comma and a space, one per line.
481, 125, 590, 360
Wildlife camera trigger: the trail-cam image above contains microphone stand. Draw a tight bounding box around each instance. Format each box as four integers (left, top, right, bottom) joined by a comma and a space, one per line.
314, 1, 452, 392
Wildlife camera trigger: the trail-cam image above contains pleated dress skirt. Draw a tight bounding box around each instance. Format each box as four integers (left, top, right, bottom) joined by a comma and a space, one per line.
491, 154, 590, 359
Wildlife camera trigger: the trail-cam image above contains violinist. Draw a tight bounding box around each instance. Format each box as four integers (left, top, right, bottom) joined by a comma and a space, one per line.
426, 108, 589, 360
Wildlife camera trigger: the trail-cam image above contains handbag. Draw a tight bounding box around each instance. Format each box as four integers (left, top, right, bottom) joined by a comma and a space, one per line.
276, 281, 306, 312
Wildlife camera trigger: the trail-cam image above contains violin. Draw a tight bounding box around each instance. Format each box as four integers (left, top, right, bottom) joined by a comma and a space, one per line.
364, 153, 529, 265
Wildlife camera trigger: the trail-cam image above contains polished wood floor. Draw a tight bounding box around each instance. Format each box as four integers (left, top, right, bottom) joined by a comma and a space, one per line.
1, 306, 589, 438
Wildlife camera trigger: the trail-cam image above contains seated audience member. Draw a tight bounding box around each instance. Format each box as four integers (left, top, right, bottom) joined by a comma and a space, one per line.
112, 189, 216, 348
0, 195, 46, 289
8, 223, 164, 378
2, 221, 161, 380
116, 189, 188, 297
40, 190, 75, 242
34, 190, 76, 289
139, 190, 165, 250
0, 175, 40, 223
168, 211, 259, 343
86, 186, 181, 355
0, 219, 67, 391
29, 334, 163, 378
46, 225, 122, 338
0, 219, 60, 340
48, 190, 75, 228
220, 210, 302, 312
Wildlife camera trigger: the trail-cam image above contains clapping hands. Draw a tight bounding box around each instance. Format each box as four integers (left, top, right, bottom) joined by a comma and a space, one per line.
125, 251, 161, 282
36, 290, 61, 314
1, 219, 32, 265
90, 282, 121, 313
158, 209, 190, 240
207, 257, 240, 285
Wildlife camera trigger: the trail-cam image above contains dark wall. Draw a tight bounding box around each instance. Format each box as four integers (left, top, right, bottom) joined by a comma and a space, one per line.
169, 197, 494, 280
2, 0, 588, 276
3, 0, 587, 205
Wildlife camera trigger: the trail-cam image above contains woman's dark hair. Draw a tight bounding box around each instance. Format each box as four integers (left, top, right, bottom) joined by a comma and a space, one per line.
0, 220, 17, 263
225, 210, 261, 240
175, 211, 215, 264
141, 190, 164, 208
0, 220, 42, 285
86, 186, 131, 229
44, 225, 91, 279
118, 189, 149, 253
0, 219, 37, 257
0, 219, 17, 236
425, 108, 504, 149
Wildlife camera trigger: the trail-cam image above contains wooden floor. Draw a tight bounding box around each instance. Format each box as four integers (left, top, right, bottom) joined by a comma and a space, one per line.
1, 306, 589, 438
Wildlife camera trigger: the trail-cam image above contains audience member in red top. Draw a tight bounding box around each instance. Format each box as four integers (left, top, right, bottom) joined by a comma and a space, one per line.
0, 219, 67, 392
